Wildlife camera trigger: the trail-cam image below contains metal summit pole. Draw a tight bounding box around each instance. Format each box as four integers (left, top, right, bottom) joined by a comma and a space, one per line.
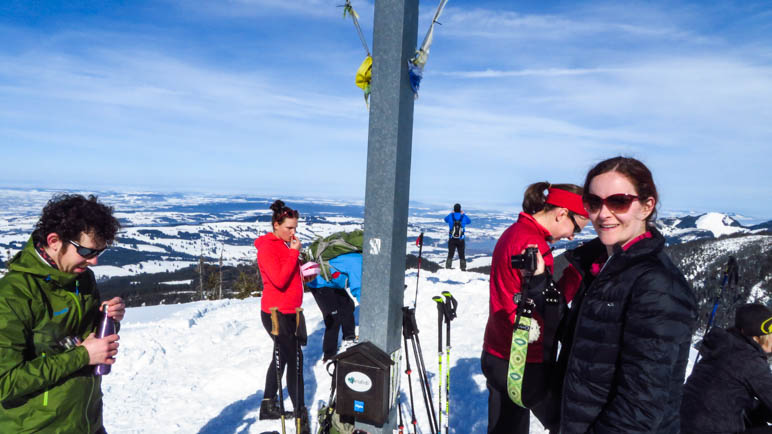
359, 0, 418, 432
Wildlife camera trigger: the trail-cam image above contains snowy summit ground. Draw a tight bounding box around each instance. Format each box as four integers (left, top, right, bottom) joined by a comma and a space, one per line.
103, 266, 493, 434
102, 264, 701, 434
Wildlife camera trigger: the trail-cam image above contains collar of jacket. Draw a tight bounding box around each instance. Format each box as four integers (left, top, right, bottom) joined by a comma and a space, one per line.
602, 226, 666, 274
517, 212, 552, 243
566, 227, 666, 278
8, 237, 79, 288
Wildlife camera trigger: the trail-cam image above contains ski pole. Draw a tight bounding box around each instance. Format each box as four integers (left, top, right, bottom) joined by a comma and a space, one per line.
432, 296, 444, 433
441, 291, 457, 434
404, 306, 438, 434
270, 307, 287, 434
696, 256, 739, 364
413, 329, 439, 432
414, 232, 424, 309
398, 397, 405, 434
295, 307, 306, 434
402, 331, 418, 433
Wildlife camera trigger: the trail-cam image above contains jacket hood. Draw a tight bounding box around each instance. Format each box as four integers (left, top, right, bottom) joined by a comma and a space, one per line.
8, 237, 78, 287
700, 327, 765, 361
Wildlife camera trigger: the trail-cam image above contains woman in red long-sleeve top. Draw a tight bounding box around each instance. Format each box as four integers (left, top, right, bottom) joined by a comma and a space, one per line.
254, 199, 309, 433
482, 182, 589, 434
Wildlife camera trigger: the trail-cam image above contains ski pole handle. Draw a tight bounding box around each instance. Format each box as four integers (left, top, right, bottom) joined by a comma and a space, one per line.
433, 296, 444, 353
295, 307, 304, 327
270, 307, 280, 336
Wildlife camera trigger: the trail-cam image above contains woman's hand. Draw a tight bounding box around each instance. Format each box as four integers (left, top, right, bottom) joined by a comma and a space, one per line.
289, 235, 301, 251
521, 244, 546, 276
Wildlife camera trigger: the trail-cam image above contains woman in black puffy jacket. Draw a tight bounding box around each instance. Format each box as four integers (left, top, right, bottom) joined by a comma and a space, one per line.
681, 303, 772, 434
557, 156, 698, 433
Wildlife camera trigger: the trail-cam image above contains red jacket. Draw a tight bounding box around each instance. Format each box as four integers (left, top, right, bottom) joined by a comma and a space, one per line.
255, 232, 303, 314
483, 213, 555, 363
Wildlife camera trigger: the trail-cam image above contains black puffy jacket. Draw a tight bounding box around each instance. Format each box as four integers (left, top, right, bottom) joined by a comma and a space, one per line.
681, 327, 772, 434
559, 228, 697, 434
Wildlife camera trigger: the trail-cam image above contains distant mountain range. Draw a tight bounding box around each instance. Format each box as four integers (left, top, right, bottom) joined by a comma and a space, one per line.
656, 211, 770, 244
0, 190, 769, 314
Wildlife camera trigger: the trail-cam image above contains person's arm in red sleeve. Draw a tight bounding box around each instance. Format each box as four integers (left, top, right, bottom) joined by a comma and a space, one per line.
260, 243, 300, 291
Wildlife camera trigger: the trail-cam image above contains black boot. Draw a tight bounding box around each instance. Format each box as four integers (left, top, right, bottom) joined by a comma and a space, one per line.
258, 398, 281, 420
297, 407, 311, 434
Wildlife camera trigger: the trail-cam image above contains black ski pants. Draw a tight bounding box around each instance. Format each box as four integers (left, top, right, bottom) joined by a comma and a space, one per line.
446, 238, 466, 270
481, 351, 558, 434
310, 286, 356, 360
261, 310, 304, 410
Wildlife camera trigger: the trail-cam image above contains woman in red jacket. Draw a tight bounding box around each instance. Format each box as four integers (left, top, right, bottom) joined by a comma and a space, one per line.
254, 200, 309, 433
482, 182, 589, 434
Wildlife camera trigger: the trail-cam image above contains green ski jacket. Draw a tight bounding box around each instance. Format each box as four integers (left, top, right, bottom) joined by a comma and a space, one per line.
0, 237, 104, 433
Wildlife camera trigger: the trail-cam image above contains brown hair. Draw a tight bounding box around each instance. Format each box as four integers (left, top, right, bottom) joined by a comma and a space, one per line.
269, 200, 299, 226
583, 156, 659, 225
522, 182, 583, 215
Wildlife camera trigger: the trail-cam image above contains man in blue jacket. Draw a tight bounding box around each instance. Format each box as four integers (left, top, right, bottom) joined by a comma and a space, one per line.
307, 252, 361, 362
444, 203, 471, 271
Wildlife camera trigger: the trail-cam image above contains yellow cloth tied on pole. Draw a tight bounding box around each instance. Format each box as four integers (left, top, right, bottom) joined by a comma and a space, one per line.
355, 55, 373, 108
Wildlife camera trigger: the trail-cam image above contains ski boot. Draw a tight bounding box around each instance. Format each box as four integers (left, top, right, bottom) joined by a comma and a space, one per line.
258, 398, 282, 420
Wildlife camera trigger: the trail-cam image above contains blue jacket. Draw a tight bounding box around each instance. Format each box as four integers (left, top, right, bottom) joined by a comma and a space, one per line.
444, 212, 471, 240
307, 253, 362, 302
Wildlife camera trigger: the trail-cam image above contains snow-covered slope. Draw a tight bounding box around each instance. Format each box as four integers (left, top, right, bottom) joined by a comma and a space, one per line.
102, 263, 708, 434
103, 268, 496, 434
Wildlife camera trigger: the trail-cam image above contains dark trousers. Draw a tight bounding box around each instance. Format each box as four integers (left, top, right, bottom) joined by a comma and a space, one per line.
446, 238, 466, 270
261, 310, 304, 410
311, 287, 356, 359
481, 351, 558, 434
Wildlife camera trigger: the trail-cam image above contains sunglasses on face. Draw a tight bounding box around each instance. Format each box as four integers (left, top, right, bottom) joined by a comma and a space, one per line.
583, 193, 639, 214
68, 240, 107, 259
569, 213, 582, 234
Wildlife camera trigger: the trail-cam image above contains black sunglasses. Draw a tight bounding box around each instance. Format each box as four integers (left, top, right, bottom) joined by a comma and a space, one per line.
568, 213, 582, 235
68, 240, 107, 259
583, 193, 639, 214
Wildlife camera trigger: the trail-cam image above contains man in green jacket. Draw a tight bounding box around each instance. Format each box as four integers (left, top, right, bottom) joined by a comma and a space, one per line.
0, 194, 125, 433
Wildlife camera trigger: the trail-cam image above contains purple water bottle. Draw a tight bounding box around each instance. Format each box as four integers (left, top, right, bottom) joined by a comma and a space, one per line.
94, 303, 115, 376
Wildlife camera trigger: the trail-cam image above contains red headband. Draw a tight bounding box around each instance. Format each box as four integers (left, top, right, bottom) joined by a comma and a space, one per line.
545, 188, 589, 218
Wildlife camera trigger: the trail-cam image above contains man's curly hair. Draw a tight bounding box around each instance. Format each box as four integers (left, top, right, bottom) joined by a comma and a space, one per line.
31, 194, 121, 247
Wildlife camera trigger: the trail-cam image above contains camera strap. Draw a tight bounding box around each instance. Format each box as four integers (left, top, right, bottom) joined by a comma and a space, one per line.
541, 278, 561, 366
506, 292, 535, 408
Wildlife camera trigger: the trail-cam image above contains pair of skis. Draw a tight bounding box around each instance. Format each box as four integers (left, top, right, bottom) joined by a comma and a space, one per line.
269, 307, 307, 434
432, 292, 457, 434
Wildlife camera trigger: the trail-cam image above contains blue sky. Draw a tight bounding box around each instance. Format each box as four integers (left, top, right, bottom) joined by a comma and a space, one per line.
1, 0, 771, 219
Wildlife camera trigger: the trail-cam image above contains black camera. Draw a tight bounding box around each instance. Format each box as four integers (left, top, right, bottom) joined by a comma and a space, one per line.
511, 247, 539, 272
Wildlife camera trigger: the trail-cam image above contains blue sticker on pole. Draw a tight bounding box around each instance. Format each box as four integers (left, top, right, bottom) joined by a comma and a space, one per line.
354, 400, 365, 413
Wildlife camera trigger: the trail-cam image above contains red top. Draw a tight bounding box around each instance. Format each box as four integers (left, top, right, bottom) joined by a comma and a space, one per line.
255, 232, 303, 314
484, 213, 555, 362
